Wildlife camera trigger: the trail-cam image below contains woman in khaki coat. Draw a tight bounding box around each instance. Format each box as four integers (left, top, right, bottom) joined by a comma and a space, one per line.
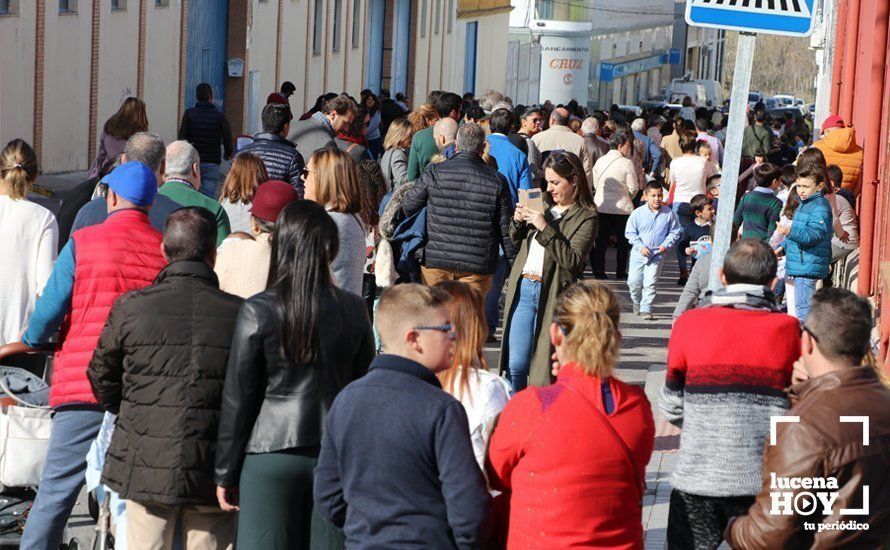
499, 150, 598, 390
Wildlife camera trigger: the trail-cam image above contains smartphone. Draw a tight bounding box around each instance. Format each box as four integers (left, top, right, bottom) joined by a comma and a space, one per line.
520, 188, 545, 213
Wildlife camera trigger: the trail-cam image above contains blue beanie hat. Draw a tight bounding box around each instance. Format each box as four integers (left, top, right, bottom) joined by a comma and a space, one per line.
104, 161, 157, 207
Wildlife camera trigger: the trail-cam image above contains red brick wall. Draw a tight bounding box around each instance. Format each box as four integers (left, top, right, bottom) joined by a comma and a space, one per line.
225, 0, 250, 135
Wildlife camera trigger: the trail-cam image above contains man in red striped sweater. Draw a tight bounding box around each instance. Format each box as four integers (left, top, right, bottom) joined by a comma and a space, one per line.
660, 239, 800, 548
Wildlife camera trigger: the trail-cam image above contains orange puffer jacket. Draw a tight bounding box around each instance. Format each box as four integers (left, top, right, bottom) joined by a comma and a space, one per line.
814, 127, 864, 195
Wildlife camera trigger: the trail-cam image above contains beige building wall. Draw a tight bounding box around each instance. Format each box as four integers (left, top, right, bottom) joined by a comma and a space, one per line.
42, 5, 94, 172
414, 2, 510, 101
0, 3, 37, 149
472, 12, 509, 96
96, 2, 140, 153
280, 0, 311, 115
250, 0, 369, 122
142, 2, 183, 145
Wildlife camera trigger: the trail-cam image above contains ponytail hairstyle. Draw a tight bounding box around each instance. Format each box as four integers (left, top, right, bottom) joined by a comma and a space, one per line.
0, 139, 39, 200
552, 281, 621, 378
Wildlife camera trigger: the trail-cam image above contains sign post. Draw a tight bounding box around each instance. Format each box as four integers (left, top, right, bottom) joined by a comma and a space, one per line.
684, 0, 817, 291
708, 32, 756, 292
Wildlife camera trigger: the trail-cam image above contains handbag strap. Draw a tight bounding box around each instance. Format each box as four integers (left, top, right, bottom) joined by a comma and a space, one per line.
561, 381, 645, 502
0, 373, 50, 410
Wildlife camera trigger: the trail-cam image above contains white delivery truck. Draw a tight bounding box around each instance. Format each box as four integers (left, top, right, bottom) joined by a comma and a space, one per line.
668, 77, 708, 107
695, 79, 725, 108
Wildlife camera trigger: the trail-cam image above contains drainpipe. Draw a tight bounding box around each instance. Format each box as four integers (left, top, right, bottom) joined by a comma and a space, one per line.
839, 0, 861, 122
830, 0, 847, 115
856, 0, 889, 297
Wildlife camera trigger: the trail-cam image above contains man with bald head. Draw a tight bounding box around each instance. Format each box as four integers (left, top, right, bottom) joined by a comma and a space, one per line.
531, 106, 592, 180
433, 117, 459, 160
70, 132, 183, 233
158, 140, 231, 244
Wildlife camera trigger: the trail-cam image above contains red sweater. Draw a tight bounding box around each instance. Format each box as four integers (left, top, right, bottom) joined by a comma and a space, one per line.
487, 364, 655, 550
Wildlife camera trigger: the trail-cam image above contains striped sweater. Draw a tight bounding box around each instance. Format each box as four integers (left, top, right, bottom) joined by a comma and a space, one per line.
660, 287, 799, 497
733, 187, 782, 241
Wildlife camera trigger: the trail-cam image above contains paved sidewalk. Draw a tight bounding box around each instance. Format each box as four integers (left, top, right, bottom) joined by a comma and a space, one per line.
484, 253, 686, 548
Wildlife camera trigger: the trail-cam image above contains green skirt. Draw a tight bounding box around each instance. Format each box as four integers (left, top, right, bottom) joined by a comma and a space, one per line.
236, 447, 345, 550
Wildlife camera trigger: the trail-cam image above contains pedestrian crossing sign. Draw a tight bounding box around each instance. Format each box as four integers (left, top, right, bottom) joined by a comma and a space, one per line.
686, 0, 816, 37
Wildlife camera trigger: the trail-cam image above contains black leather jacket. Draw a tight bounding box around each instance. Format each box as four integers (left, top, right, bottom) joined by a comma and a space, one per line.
214, 287, 375, 487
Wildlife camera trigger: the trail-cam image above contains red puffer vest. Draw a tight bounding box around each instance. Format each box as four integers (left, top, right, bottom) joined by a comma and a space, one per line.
50, 209, 166, 407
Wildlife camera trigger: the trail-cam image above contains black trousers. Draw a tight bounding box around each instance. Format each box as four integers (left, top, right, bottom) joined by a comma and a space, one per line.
667, 489, 755, 550
590, 213, 630, 277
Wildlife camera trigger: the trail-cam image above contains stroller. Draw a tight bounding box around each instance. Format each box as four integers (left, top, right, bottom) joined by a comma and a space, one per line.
0, 342, 113, 550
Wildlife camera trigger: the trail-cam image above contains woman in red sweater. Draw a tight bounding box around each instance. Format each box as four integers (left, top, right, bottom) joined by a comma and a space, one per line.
486, 280, 655, 549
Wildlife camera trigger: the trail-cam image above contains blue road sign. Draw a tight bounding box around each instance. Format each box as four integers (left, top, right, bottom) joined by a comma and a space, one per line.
686, 0, 817, 37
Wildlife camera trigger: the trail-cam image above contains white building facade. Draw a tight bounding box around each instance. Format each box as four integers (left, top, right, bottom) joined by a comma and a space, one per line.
507, 0, 678, 108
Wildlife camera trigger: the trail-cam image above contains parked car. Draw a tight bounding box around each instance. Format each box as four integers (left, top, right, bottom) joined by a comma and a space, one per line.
772, 94, 796, 106
616, 105, 643, 119
639, 95, 667, 111
748, 91, 764, 108
768, 106, 805, 122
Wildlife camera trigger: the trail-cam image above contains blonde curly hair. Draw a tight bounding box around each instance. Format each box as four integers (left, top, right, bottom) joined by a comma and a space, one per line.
553, 281, 621, 378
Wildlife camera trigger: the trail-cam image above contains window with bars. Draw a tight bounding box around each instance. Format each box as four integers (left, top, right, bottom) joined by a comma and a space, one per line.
59, 0, 77, 13
155, 0, 169, 7
332, 0, 342, 52
111, 0, 126, 11
312, 0, 323, 55
351, 0, 360, 48
0, 0, 16, 15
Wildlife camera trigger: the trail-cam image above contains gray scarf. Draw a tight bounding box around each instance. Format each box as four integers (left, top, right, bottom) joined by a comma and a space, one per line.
699, 283, 778, 312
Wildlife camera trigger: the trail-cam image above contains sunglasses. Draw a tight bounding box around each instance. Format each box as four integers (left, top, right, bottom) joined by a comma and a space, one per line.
300, 167, 311, 180
414, 322, 455, 334
97, 182, 109, 199
802, 325, 819, 343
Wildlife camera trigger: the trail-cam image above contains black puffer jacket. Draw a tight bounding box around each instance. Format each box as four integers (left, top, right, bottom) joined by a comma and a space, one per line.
402, 152, 516, 274
237, 132, 305, 196
87, 261, 243, 505
178, 102, 233, 164
214, 287, 375, 488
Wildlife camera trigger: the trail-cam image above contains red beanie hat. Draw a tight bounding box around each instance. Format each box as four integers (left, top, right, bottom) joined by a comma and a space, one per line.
250, 180, 299, 222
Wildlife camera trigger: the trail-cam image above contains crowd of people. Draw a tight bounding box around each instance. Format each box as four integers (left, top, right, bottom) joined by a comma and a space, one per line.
0, 82, 888, 550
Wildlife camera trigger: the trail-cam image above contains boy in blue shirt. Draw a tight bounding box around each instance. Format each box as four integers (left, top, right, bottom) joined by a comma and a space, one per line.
626, 181, 683, 320
775, 166, 833, 322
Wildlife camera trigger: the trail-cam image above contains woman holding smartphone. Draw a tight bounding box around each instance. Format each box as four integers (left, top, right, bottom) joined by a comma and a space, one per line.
499, 150, 598, 391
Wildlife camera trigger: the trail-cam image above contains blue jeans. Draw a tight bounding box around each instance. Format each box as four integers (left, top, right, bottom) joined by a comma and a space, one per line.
21, 409, 105, 550
199, 162, 222, 199
506, 278, 541, 392
485, 255, 509, 335
792, 276, 818, 323
673, 202, 692, 272
627, 249, 665, 314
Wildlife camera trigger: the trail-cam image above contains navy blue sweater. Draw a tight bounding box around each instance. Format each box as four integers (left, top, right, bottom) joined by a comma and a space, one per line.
314, 354, 491, 549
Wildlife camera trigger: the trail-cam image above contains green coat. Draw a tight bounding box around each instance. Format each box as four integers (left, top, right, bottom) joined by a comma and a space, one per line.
498, 203, 598, 387
406, 127, 438, 181
158, 180, 231, 245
